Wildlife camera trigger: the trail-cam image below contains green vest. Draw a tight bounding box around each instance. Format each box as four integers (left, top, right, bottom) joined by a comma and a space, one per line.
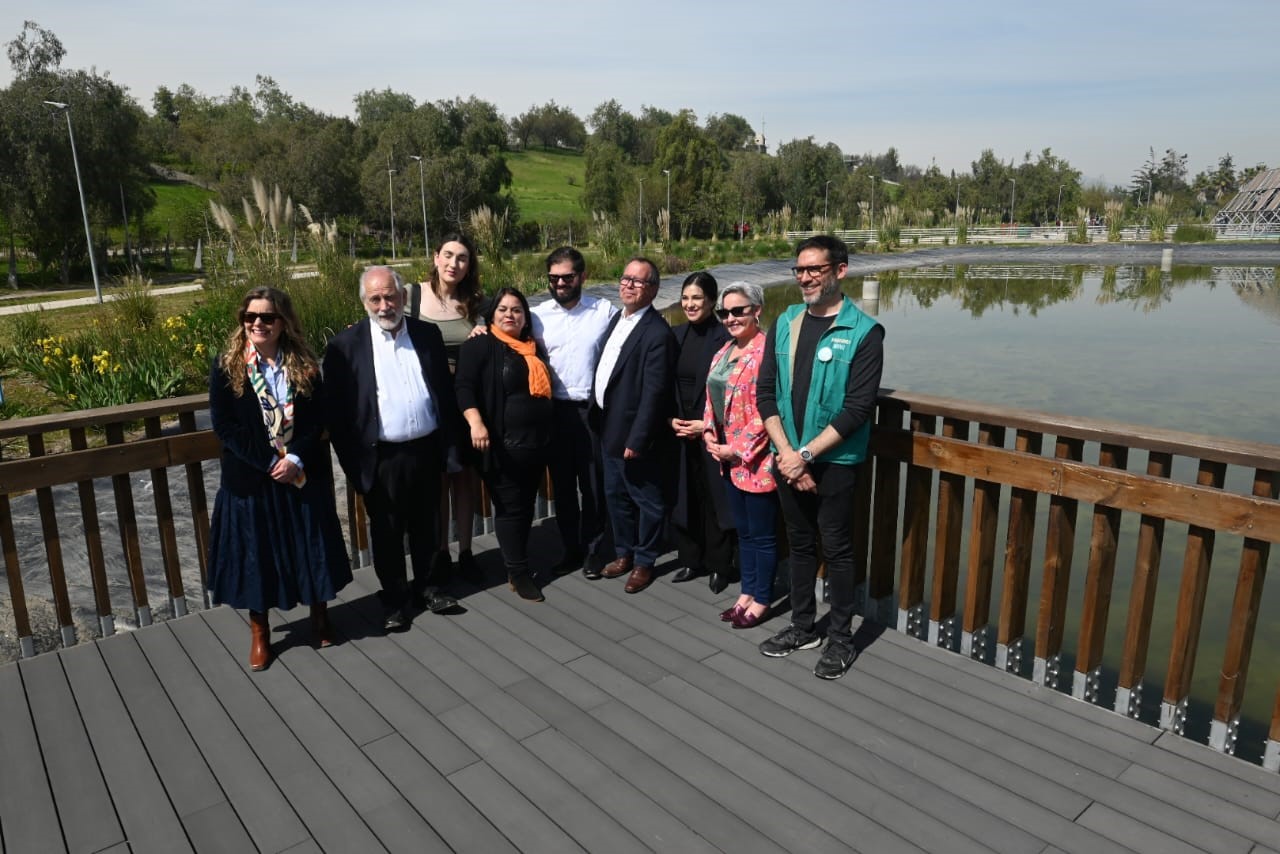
773, 296, 880, 465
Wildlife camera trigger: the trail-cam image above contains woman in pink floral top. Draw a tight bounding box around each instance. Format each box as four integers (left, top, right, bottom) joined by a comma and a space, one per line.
703, 281, 779, 629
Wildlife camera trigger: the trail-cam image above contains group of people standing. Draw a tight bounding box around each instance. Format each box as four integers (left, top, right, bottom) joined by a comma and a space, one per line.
204, 233, 883, 681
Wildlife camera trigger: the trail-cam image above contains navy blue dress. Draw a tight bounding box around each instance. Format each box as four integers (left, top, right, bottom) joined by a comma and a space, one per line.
206, 360, 352, 611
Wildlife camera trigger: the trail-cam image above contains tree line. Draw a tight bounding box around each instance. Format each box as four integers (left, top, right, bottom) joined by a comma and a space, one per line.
0, 20, 1269, 283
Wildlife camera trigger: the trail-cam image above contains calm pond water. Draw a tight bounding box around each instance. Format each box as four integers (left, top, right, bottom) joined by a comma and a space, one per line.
677, 264, 1280, 760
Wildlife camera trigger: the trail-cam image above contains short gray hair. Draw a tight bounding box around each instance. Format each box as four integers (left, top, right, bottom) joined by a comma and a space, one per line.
717, 280, 763, 309
358, 265, 406, 300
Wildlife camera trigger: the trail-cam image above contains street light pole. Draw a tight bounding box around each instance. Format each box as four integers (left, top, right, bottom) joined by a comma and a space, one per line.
637, 177, 646, 251
870, 176, 877, 232
662, 169, 671, 242
1056, 183, 1064, 226
823, 180, 833, 231
410, 155, 429, 256
387, 168, 397, 260
43, 101, 102, 303
1008, 178, 1016, 227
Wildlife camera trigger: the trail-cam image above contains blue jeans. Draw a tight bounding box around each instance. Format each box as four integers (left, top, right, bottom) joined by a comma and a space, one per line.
602, 454, 667, 567
724, 482, 778, 604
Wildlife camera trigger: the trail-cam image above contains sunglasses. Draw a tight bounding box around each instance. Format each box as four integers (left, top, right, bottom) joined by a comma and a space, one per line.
242, 311, 281, 326
548, 273, 578, 285
714, 305, 755, 319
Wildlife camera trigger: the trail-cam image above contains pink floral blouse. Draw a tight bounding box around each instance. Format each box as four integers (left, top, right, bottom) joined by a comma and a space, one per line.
702, 332, 776, 493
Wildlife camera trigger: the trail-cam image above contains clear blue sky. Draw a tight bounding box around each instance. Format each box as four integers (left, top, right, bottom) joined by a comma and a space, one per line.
4, 1, 1275, 188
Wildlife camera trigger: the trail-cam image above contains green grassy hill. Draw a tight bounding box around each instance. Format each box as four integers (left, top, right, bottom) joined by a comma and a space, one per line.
506, 148, 584, 223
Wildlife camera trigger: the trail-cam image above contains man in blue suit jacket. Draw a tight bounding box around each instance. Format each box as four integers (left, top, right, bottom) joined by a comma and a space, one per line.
590, 257, 678, 594
323, 266, 462, 629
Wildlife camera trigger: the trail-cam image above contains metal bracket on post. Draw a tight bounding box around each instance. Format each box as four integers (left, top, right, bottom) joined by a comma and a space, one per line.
20, 636, 35, 658
60, 624, 77, 648
929, 615, 959, 652
99, 615, 115, 638
137, 605, 153, 628
1264, 740, 1280, 773
1209, 718, 1240, 755
961, 625, 992, 663
1033, 654, 1062, 690
1115, 682, 1142, 718
868, 595, 894, 627
816, 576, 828, 604
172, 596, 188, 618
996, 637, 1025, 676
1160, 698, 1188, 735
1071, 667, 1102, 703
898, 603, 926, 639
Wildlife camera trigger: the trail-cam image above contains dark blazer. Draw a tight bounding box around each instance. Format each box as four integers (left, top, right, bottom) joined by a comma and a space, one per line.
589, 307, 678, 458
208, 359, 326, 497
322, 317, 460, 495
670, 320, 733, 530
454, 332, 551, 473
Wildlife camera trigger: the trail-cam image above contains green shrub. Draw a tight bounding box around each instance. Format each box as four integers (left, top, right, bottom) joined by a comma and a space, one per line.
1172, 224, 1216, 243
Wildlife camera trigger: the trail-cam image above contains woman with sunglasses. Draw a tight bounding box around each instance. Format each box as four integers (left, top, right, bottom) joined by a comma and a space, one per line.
207, 287, 352, 671
702, 281, 778, 629
413, 232, 484, 587
669, 271, 737, 593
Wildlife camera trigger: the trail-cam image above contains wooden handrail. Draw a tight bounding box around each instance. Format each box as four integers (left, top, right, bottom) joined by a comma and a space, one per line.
4, 388, 1280, 768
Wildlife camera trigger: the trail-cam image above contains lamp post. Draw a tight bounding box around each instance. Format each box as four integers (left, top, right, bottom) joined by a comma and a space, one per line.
661, 169, 671, 242
1056, 183, 1064, 226
823, 180, 833, 231
637, 177, 646, 251
870, 175, 877, 231
43, 101, 102, 303
1008, 178, 1016, 227
387, 167, 397, 260
410, 155, 429, 256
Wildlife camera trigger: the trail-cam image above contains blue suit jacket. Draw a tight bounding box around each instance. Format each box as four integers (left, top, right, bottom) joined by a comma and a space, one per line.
589, 307, 678, 458
322, 317, 460, 494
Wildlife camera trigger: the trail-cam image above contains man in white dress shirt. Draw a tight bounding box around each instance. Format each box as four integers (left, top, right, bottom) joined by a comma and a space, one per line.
531, 246, 618, 577
324, 266, 461, 629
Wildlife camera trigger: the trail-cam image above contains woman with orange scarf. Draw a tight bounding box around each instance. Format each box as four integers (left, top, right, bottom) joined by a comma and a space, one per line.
455, 287, 554, 601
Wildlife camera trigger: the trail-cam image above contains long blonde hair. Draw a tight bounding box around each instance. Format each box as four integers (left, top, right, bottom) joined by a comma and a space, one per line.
219, 287, 318, 397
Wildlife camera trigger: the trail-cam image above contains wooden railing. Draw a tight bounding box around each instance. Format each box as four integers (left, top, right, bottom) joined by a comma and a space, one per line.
3, 391, 1280, 767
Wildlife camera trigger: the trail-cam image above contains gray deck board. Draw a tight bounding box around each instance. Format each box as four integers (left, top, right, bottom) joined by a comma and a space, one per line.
8, 550, 1280, 853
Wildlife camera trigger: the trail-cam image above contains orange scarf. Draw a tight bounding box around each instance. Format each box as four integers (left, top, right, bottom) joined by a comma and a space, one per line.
490, 326, 551, 398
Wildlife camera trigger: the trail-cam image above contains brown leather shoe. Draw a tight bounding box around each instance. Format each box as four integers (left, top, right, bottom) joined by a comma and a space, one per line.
600, 555, 633, 579
249, 610, 271, 671
624, 565, 654, 594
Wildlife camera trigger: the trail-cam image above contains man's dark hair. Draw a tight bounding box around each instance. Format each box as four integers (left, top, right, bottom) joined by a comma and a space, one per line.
545, 246, 585, 273
626, 256, 660, 287
795, 234, 849, 267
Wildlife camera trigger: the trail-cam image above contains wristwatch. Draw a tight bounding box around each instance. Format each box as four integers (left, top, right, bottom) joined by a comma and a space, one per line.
798, 446, 814, 463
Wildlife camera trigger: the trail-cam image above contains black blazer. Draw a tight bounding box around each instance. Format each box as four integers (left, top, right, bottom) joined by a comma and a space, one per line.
208, 359, 326, 497
670, 320, 733, 530
589, 307, 678, 458
322, 317, 460, 495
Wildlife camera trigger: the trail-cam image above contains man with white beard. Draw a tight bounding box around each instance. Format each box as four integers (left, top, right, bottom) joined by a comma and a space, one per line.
324, 265, 461, 630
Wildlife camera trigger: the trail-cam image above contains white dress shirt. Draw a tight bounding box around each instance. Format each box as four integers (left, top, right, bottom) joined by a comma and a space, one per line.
593, 304, 650, 409
531, 294, 617, 402
369, 319, 438, 442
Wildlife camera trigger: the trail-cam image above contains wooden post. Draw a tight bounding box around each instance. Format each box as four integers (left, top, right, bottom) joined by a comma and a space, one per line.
105, 422, 152, 626
69, 427, 114, 638
867, 402, 905, 624
962, 424, 1005, 661
997, 429, 1043, 675
1213, 468, 1279, 754
178, 411, 211, 607
898, 413, 936, 638
1161, 458, 1228, 735
928, 417, 968, 649
1072, 443, 1129, 703
145, 417, 187, 617
1034, 436, 1084, 689
29, 434, 75, 648
1115, 451, 1172, 718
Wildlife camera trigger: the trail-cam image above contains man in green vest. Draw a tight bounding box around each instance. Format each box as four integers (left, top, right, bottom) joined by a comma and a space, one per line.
756, 235, 884, 679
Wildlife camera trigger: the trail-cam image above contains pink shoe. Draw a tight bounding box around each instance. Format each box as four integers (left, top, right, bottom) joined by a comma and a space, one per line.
719, 604, 745, 622
732, 607, 770, 630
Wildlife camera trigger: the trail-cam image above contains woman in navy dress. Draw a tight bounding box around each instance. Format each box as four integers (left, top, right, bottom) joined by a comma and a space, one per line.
206, 286, 352, 671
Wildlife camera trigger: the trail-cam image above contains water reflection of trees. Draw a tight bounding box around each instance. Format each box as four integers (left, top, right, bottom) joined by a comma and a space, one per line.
875, 266, 1081, 317
1096, 265, 1212, 313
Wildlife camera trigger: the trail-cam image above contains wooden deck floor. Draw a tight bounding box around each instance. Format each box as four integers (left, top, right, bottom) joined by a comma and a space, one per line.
4, 529, 1280, 854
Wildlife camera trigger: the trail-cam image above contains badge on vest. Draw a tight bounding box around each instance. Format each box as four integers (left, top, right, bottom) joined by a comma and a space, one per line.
817, 346, 834, 362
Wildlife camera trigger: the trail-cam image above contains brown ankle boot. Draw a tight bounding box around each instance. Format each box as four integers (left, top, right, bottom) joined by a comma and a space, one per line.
249, 611, 271, 671
310, 602, 333, 648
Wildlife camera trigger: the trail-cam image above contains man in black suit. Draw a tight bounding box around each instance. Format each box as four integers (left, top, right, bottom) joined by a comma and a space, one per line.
590, 257, 678, 594
323, 266, 461, 629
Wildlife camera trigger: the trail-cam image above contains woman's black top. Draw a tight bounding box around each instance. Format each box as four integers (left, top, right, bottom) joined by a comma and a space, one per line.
675, 317, 723, 419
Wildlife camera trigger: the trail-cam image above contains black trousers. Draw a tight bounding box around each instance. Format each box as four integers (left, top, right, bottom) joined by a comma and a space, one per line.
483, 448, 545, 579
363, 434, 442, 613
775, 462, 858, 642
546, 400, 606, 561
671, 445, 736, 576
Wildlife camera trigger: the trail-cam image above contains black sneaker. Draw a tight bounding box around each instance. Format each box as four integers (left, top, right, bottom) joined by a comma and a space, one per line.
813, 638, 857, 680
758, 624, 823, 658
